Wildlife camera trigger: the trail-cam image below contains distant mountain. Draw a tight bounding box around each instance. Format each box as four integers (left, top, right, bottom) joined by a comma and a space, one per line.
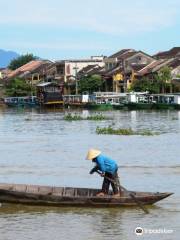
0, 49, 19, 68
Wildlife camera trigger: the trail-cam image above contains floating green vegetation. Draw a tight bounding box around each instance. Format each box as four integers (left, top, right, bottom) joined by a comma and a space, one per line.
138, 130, 156, 136
96, 126, 134, 135
96, 126, 157, 136
87, 114, 110, 121
64, 113, 83, 121
64, 113, 110, 121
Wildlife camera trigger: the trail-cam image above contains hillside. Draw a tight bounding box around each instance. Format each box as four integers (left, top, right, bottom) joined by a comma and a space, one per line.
0, 49, 19, 68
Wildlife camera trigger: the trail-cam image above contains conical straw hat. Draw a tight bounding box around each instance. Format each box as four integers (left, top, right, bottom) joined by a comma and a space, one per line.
86, 149, 101, 160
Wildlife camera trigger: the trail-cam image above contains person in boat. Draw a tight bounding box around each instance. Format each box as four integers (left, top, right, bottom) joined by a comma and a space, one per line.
87, 149, 120, 197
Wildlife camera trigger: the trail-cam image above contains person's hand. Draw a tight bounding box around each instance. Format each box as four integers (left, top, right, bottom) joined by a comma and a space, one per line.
89, 169, 94, 174
101, 172, 105, 177
89, 166, 99, 174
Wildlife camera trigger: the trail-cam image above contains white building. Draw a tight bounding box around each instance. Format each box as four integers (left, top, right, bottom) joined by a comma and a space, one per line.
55, 56, 105, 83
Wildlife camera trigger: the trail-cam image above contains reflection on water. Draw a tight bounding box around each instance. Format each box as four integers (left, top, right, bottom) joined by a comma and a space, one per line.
0, 203, 178, 240
0, 108, 180, 240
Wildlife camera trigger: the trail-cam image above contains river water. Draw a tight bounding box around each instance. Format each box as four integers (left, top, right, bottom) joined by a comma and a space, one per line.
0, 107, 179, 240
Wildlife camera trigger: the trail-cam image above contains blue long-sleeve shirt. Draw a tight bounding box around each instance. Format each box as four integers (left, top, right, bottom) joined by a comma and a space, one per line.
95, 154, 118, 174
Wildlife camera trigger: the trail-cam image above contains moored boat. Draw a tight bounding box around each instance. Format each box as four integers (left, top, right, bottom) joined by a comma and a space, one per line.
0, 183, 173, 208
4, 96, 38, 107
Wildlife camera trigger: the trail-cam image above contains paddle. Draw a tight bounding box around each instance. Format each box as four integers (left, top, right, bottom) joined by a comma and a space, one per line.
96, 170, 149, 214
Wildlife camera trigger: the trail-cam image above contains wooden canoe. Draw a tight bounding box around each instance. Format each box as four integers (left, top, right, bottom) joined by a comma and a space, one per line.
0, 183, 173, 207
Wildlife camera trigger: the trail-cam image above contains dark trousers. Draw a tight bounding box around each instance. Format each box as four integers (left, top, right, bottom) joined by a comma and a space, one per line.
102, 171, 119, 194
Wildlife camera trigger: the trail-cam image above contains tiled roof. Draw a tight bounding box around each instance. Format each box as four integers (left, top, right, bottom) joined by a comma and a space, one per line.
120, 51, 137, 60
152, 58, 179, 72
77, 65, 102, 76
168, 58, 180, 69
7, 60, 51, 79
56, 59, 103, 63
109, 49, 136, 58
108, 49, 153, 61
103, 65, 122, 76
153, 47, 180, 59
78, 65, 98, 74
87, 66, 104, 75
137, 60, 165, 75
130, 64, 147, 71
137, 58, 180, 76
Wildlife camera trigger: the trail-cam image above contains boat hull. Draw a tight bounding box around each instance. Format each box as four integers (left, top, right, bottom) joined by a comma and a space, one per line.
0, 183, 173, 208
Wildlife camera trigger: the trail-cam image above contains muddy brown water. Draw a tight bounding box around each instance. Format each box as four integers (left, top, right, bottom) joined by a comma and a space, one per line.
0, 108, 179, 240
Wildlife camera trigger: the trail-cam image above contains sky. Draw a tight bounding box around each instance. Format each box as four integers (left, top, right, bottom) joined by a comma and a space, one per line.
0, 0, 180, 60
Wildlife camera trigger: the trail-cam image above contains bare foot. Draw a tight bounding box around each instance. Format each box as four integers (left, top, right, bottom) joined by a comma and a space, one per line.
96, 192, 105, 197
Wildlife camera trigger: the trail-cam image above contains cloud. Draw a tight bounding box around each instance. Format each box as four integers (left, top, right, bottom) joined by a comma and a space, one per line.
0, 0, 179, 35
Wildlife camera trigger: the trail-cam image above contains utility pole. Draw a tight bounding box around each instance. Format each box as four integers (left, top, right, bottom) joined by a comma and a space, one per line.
31, 74, 34, 97
122, 58, 127, 93
73, 64, 79, 95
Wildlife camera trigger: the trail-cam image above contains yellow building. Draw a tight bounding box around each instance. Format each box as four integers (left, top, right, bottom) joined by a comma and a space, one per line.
113, 72, 123, 92
127, 69, 137, 90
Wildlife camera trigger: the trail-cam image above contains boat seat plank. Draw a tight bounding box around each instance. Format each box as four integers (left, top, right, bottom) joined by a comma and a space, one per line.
38, 186, 53, 195
52, 187, 64, 196
0, 184, 14, 191
88, 189, 99, 197
77, 188, 89, 197
64, 188, 75, 197
26, 185, 39, 194
12, 185, 27, 192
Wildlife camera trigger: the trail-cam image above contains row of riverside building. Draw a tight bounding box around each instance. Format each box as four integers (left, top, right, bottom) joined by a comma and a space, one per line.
0, 47, 180, 97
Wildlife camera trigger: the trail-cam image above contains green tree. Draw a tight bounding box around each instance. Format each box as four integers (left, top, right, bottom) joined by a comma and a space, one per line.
155, 66, 172, 93
8, 53, 38, 70
131, 67, 173, 94
78, 74, 104, 94
5, 78, 34, 97
130, 77, 160, 94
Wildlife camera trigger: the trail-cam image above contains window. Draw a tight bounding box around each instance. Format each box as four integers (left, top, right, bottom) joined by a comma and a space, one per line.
66, 64, 71, 75
57, 66, 64, 75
